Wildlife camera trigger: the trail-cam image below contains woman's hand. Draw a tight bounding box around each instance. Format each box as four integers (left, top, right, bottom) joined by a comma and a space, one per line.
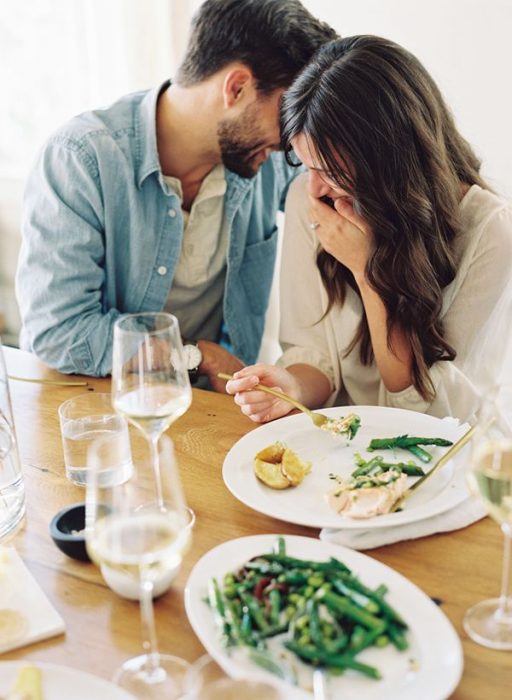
225, 364, 300, 423
309, 195, 373, 281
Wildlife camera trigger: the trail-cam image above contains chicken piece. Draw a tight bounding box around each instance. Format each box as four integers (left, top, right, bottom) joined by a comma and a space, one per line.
326, 470, 408, 519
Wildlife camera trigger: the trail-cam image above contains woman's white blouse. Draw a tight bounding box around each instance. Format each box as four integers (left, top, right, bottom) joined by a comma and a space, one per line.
278, 174, 512, 421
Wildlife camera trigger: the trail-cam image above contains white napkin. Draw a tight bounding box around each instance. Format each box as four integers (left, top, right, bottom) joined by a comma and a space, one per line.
320, 496, 487, 550
0, 547, 65, 654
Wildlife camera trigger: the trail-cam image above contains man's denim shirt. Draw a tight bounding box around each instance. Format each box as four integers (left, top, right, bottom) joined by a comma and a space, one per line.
16, 82, 297, 376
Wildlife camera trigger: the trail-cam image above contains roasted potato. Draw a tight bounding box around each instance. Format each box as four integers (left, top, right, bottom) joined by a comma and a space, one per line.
254, 458, 290, 489
255, 442, 286, 464
253, 442, 311, 489
281, 448, 311, 486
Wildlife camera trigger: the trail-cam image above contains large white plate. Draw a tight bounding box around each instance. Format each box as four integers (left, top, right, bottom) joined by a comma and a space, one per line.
0, 662, 135, 700
223, 405, 470, 529
185, 534, 463, 700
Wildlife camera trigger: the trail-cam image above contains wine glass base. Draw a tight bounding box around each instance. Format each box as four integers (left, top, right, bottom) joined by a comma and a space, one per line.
463, 598, 512, 650
113, 653, 190, 699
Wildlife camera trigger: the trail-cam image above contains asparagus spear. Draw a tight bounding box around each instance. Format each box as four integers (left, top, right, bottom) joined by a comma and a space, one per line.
367, 435, 453, 463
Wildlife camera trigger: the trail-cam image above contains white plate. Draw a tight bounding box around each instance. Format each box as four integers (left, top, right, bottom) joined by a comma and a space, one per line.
223, 406, 469, 529
185, 534, 463, 700
0, 662, 136, 700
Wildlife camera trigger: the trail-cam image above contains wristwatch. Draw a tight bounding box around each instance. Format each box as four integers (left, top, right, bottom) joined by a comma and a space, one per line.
182, 342, 203, 384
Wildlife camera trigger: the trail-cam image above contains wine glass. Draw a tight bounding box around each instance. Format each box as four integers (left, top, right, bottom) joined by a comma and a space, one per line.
183, 655, 284, 700
464, 385, 512, 649
112, 313, 192, 507
86, 433, 194, 698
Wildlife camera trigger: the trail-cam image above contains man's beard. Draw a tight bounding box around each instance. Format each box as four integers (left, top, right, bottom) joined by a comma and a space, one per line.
217, 103, 268, 179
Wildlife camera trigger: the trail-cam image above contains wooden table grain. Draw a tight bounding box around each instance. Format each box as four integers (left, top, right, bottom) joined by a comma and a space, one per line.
2, 347, 510, 698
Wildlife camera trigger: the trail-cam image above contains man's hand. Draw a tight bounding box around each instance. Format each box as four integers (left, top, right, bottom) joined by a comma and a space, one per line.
197, 340, 245, 393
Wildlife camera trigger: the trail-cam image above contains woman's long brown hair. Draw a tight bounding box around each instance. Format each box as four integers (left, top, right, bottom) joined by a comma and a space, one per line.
281, 36, 488, 401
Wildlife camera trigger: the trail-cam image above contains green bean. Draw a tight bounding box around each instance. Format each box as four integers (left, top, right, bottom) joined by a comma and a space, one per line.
388, 623, 409, 650
245, 560, 284, 576
269, 588, 281, 626
331, 573, 407, 628
275, 536, 286, 556
349, 625, 366, 650
239, 591, 269, 632
284, 641, 381, 679
259, 553, 351, 574
320, 591, 387, 630
374, 584, 388, 598
331, 579, 380, 614
348, 624, 387, 655
277, 570, 309, 585
208, 578, 231, 642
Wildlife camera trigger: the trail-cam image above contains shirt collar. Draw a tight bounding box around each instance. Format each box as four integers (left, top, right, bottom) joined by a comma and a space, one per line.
134, 80, 170, 189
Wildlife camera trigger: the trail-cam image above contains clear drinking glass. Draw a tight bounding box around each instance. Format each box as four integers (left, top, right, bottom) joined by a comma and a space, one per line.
464, 385, 512, 649
112, 313, 192, 507
86, 433, 192, 699
183, 655, 284, 700
59, 392, 132, 486
0, 341, 25, 542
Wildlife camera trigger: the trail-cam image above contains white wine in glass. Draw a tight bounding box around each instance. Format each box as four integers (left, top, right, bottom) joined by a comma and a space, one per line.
464, 387, 512, 650
112, 313, 192, 506
86, 434, 194, 699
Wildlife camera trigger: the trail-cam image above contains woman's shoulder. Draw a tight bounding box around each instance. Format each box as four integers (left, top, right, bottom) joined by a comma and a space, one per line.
460, 185, 512, 236
458, 185, 512, 258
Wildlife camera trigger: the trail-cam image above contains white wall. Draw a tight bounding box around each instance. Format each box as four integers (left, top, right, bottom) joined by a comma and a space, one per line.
303, 0, 512, 199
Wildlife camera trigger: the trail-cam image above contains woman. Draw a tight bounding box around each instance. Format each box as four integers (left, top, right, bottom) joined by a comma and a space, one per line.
226, 36, 512, 422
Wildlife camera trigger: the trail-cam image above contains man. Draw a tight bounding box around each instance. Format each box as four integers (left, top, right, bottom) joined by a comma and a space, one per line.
16, 0, 336, 390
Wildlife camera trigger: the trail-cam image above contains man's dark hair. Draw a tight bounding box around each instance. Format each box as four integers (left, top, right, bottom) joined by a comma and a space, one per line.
176, 0, 338, 94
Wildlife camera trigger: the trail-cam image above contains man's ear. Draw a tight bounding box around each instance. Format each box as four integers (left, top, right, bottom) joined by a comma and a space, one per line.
222, 66, 254, 109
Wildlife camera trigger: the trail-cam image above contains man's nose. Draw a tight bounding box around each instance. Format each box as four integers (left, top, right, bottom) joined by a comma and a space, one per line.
308, 170, 330, 198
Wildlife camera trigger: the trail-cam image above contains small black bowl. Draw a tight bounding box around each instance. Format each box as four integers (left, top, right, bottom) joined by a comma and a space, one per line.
49, 502, 91, 562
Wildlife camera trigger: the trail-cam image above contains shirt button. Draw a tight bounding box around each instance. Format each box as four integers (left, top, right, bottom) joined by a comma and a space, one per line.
157, 266, 167, 275
168, 208, 177, 218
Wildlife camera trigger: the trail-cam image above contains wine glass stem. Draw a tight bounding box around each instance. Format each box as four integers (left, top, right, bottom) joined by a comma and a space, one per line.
498, 525, 512, 620
149, 434, 165, 509
139, 577, 161, 677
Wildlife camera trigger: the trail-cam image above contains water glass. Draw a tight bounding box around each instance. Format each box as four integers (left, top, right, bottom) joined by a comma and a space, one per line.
59, 392, 132, 487
0, 342, 25, 541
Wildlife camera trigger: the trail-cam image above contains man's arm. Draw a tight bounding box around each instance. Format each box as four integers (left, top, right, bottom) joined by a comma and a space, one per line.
16, 137, 118, 376
197, 340, 244, 392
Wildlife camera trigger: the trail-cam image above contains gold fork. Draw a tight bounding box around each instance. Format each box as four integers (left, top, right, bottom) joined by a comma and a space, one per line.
391, 423, 476, 512
8, 375, 88, 387
217, 372, 331, 428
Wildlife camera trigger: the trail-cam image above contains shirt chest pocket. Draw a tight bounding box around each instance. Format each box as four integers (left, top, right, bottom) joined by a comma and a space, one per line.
238, 225, 279, 315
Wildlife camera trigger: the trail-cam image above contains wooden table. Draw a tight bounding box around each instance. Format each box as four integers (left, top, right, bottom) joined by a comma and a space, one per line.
2, 347, 510, 698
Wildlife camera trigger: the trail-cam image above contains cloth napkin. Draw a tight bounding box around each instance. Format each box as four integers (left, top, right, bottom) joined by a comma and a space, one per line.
320, 496, 487, 550
0, 547, 65, 654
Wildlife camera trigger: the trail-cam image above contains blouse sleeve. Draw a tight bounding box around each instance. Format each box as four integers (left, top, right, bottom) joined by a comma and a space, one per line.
277, 174, 336, 391
380, 205, 512, 420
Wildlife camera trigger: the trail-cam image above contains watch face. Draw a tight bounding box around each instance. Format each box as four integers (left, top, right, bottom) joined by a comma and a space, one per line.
183, 344, 202, 371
